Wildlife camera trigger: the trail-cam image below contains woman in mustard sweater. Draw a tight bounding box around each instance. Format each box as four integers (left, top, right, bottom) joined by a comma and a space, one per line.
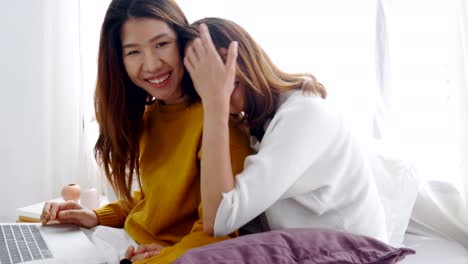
40, 1, 251, 263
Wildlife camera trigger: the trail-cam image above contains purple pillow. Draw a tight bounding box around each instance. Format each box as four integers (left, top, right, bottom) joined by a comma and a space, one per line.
174, 228, 415, 264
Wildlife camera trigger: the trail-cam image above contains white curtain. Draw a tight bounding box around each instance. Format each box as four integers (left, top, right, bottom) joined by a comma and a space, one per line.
78, 0, 113, 199
0, 0, 108, 221
456, 0, 468, 210
0, 0, 82, 220
0, 1, 53, 221
376, 0, 468, 246
42, 0, 83, 192
42, 0, 110, 200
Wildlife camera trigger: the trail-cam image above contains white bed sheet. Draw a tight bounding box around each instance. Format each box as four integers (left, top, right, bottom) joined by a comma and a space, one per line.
400, 233, 468, 264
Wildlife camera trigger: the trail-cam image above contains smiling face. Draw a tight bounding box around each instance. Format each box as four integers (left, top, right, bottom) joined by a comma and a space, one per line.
121, 18, 185, 104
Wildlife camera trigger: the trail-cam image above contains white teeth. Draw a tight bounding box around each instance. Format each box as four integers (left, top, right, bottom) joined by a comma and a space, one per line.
148, 74, 170, 84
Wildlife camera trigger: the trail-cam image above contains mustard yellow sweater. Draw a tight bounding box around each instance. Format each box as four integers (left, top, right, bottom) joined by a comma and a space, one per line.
93, 101, 251, 263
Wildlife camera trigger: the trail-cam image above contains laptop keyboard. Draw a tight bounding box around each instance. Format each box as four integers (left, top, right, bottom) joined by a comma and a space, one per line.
0, 224, 52, 264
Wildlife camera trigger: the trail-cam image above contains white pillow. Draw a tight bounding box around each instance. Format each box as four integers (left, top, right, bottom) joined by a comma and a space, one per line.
367, 141, 420, 247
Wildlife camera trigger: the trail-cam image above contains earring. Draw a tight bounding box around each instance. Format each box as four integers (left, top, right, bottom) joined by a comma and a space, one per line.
237, 111, 246, 121
145, 96, 156, 105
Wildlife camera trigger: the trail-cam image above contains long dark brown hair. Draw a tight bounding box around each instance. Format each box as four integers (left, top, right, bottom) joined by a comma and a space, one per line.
191, 18, 327, 140
94, 0, 198, 209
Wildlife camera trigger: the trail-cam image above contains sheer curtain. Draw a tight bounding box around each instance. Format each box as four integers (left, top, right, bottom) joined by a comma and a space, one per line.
460, 0, 468, 206
42, 0, 83, 192
0, 0, 82, 220
0, 0, 108, 221
78, 0, 112, 200
376, 0, 468, 246
42, 0, 110, 200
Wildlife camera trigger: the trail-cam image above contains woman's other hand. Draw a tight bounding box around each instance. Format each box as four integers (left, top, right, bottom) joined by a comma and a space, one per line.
124, 243, 164, 262
40, 200, 99, 229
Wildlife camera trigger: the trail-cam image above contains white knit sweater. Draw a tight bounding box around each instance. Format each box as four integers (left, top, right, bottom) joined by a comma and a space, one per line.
214, 90, 388, 243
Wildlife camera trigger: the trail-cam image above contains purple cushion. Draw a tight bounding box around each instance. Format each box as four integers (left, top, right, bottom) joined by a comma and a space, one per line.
174, 228, 415, 264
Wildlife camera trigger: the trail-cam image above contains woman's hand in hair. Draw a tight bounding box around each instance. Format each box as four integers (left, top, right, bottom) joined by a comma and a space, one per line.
40, 200, 99, 229
184, 23, 238, 113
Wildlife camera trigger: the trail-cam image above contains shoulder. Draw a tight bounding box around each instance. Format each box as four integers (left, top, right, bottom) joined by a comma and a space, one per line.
261, 90, 344, 144
275, 90, 338, 124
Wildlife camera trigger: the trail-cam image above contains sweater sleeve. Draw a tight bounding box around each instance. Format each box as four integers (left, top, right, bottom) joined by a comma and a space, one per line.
93, 190, 142, 228
214, 96, 343, 236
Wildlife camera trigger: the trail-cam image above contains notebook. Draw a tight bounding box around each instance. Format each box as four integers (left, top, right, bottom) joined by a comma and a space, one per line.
0, 223, 106, 264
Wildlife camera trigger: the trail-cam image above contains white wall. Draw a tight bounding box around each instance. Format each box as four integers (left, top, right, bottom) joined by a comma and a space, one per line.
0, 1, 52, 220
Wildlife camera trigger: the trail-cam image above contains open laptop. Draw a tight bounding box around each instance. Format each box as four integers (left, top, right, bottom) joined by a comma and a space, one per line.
0, 223, 107, 264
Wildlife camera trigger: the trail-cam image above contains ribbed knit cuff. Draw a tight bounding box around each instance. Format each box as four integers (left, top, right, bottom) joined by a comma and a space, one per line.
93, 207, 123, 227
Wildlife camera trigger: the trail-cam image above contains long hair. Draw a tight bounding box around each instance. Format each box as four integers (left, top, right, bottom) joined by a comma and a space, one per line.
191, 18, 327, 140
94, 0, 198, 208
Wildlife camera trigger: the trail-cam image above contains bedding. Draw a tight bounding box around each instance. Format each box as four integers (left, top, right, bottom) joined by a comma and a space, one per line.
174, 228, 415, 264
82, 226, 468, 263
400, 233, 468, 264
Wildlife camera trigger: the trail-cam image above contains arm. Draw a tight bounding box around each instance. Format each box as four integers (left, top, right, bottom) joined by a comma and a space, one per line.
198, 114, 250, 235
184, 24, 240, 234
41, 190, 141, 229
199, 107, 233, 234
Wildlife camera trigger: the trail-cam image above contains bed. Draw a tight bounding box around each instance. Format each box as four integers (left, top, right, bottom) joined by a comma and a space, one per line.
401, 233, 468, 264
85, 225, 468, 264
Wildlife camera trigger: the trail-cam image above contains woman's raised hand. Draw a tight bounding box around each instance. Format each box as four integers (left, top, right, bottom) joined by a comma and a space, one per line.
184, 23, 238, 112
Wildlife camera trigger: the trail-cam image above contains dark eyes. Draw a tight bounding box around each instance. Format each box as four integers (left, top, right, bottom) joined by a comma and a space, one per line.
126, 50, 140, 56
155, 41, 169, 48
125, 41, 170, 57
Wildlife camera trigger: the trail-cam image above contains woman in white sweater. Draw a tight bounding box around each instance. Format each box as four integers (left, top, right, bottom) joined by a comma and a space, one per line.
184, 17, 388, 243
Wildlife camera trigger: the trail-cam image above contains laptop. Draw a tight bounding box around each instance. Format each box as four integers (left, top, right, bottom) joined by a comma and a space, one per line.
0, 223, 106, 264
